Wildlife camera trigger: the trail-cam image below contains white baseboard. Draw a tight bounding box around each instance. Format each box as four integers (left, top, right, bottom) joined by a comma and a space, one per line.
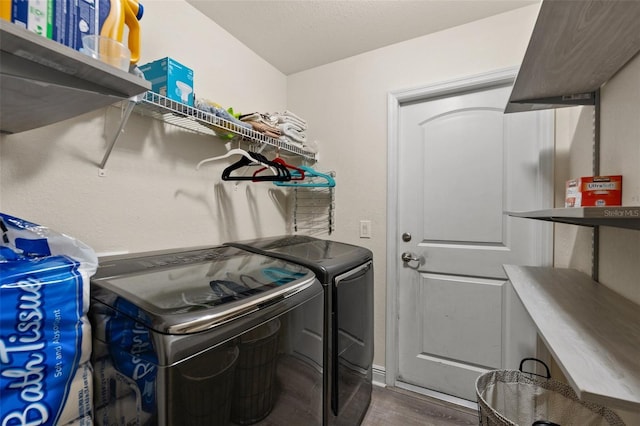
372, 364, 386, 387
396, 381, 478, 411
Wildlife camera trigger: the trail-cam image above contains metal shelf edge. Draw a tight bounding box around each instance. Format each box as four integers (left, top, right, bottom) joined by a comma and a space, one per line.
506, 207, 640, 230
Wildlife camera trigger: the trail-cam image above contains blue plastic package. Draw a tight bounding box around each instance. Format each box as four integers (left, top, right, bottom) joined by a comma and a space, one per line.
0, 213, 98, 426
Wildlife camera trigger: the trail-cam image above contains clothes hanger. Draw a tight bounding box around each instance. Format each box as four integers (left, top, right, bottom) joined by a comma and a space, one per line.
249, 152, 291, 181
196, 147, 257, 170
271, 151, 306, 180
274, 165, 335, 187
196, 139, 275, 171
252, 153, 306, 181
222, 151, 291, 181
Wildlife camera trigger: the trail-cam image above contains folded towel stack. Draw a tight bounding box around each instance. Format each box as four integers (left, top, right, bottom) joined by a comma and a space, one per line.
277, 110, 307, 129
234, 109, 318, 153
240, 112, 282, 138
273, 110, 308, 147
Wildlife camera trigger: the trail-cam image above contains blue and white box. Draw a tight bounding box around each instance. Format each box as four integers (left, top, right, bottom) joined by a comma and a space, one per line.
139, 57, 195, 106
7, 0, 98, 51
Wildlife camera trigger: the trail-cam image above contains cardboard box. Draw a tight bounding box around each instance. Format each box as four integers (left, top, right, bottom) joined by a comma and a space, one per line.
565, 175, 622, 207
5, 0, 97, 51
139, 57, 194, 106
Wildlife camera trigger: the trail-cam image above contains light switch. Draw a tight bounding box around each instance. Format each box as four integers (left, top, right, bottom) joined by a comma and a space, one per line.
359, 220, 372, 238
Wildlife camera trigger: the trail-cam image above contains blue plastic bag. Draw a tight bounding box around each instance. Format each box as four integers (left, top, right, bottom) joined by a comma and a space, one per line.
0, 213, 98, 426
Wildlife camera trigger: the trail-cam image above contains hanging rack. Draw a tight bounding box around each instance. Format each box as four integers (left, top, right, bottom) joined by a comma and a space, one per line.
291, 171, 335, 235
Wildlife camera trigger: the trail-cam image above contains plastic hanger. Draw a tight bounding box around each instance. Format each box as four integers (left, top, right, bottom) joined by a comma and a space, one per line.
222, 151, 291, 181
196, 147, 260, 170
249, 152, 291, 181
252, 156, 306, 181
274, 166, 335, 187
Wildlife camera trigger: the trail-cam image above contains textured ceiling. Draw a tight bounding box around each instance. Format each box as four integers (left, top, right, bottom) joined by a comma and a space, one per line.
187, 0, 538, 75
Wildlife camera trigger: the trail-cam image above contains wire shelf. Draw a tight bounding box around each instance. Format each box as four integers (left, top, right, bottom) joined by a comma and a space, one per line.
136, 92, 317, 160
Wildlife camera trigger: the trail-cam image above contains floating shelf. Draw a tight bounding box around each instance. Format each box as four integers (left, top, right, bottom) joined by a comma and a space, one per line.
505, 0, 640, 113
0, 20, 150, 134
504, 265, 640, 411
507, 206, 640, 230
136, 92, 317, 160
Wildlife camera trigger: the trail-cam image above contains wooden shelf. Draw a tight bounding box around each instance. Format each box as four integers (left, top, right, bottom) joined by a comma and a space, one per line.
504, 265, 640, 411
0, 20, 150, 134
507, 206, 640, 230
506, 0, 640, 113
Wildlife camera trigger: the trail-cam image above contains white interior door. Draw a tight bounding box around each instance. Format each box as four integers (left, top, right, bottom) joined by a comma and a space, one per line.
391, 72, 553, 401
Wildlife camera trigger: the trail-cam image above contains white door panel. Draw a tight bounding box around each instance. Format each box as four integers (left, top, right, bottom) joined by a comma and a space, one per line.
421, 108, 505, 243
417, 274, 503, 367
406, 354, 487, 401
394, 74, 553, 401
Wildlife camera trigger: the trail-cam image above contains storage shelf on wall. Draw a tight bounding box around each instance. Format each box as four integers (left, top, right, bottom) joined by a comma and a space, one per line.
0, 20, 150, 134
505, 0, 640, 113
504, 2, 640, 414
136, 92, 317, 160
507, 206, 640, 231
504, 265, 640, 412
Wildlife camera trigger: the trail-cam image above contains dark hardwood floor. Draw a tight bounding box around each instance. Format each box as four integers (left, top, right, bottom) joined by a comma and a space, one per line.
361, 386, 479, 426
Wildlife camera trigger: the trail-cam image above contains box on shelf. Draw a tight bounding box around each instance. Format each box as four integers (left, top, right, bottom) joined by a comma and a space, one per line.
565, 175, 622, 207
139, 57, 194, 106
1, 0, 98, 51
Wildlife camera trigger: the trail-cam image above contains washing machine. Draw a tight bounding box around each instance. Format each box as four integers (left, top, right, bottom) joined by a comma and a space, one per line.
89, 245, 325, 426
226, 236, 374, 426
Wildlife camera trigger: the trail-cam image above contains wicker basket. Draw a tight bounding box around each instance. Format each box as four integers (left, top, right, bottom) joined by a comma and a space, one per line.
475, 359, 625, 426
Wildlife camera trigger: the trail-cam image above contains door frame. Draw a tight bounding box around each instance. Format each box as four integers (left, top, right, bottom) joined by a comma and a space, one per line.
385, 67, 554, 392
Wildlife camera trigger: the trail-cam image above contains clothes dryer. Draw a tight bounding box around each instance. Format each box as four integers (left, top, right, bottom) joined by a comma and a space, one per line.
226, 236, 373, 426
89, 245, 324, 426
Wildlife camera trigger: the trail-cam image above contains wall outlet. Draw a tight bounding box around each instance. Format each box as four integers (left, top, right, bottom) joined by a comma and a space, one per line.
360, 220, 372, 238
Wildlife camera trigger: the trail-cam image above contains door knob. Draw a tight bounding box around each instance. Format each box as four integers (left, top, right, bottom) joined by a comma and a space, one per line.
401, 252, 420, 263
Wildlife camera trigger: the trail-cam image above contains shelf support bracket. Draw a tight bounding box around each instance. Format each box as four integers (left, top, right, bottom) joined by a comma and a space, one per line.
591, 89, 601, 281
98, 99, 137, 176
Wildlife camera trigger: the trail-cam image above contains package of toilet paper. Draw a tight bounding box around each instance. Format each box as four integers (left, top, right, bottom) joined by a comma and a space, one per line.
0, 213, 98, 426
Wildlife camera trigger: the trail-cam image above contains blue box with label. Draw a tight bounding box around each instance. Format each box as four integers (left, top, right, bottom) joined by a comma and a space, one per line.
139, 57, 194, 106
